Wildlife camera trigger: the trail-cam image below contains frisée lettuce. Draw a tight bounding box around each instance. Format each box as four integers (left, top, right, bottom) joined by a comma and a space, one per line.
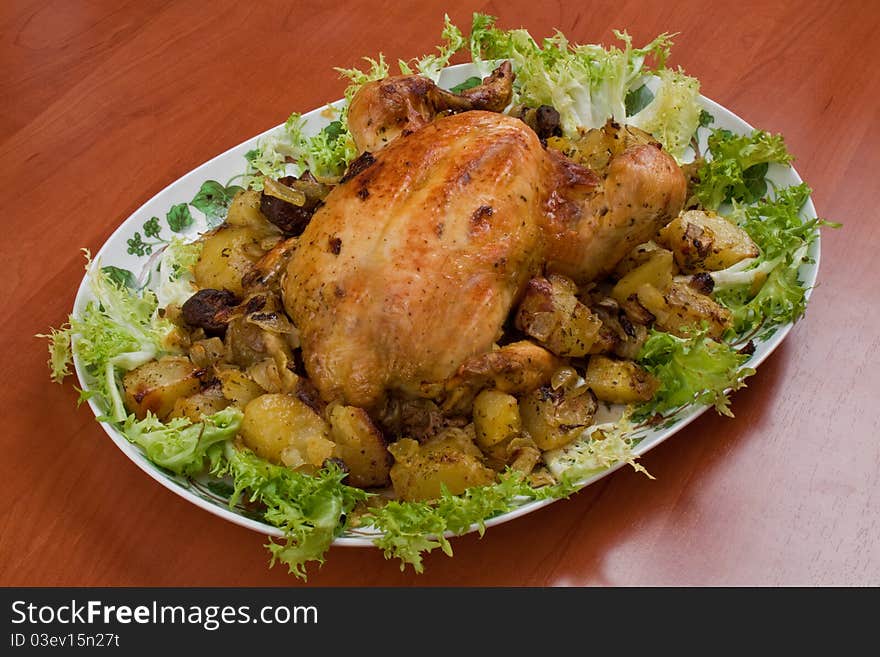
42, 254, 177, 422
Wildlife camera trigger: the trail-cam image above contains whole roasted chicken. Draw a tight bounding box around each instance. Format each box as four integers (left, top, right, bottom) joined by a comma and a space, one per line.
283, 67, 686, 409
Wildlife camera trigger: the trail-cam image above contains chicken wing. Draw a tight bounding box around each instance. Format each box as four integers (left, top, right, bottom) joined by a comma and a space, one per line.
347, 62, 513, 154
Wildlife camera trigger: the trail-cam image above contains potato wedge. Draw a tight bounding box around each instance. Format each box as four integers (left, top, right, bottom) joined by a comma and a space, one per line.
583, 355, 658, 404
520, 384, 597, 451
225, 189, 279, 234
637, 281, 732, 339
240, 393, 334, 469
169, 384, 230, 423
473, 389, 522, 450
611, 248, 674, 304
515, 275, 602, 357
388, 429, 495, 501
657, 209, 758, 273
216, 367, 265, 407
444, 340, 562, 414
613, 241, 666, 278
122, 356, 203, 420
328, 405, 391, 488
193, 225, 272, 297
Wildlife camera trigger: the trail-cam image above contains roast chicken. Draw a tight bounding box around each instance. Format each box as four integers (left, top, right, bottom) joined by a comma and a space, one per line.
283, 69, 687, 410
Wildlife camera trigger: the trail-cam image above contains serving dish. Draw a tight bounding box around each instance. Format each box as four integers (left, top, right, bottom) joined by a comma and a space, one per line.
70, 62, 819, 548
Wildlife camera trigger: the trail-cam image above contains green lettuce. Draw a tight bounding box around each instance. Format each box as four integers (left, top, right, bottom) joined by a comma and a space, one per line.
244, 111, 357, 188
122, 407, 242, 476
215, 444, 369, 580
362, 470, 577, 573
154, 237, 202, 309
398, 14, 464, 82
636, 329, 755, 419
695, 128, 793, 209
468, 13, 673, 133
629, 67, 702, 162
41, 254, 175, 422
713, 183, 835, 334
543, 419, 653, 481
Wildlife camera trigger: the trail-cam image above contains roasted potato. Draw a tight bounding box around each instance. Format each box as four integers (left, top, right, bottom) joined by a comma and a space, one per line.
657, 210, 758, 273
547, 120, 657, 176
122, 356, 203, 420
637, 281, 732, 339
515, 275, 602, 357
472, 389, 522, 450
611, 248, 674, 304
188, 337, 225, 370
169, 383, 230, 422
216, 367, 265, 407
193, 225, 275, 297
240, 393, 335, 469
583, 355, 658, 404
388, 429, 496, 501
328, 404, 392, 488
225, 189, 281, 234
443, 340, 562, 414
613, 241, 666, 278
520, 384, 597, 451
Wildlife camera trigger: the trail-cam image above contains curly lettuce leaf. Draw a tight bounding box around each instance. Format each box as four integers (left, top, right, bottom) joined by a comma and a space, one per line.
712, 184, 836, 333
543, 419, 653, 481
40, 253, 176, 421
122, 407, 242, 476
154, 237, 202, 309
244, 111, 356, 188
215, 444, 369, 580
629, 67, 701, 162
469, 13, 673, 133
636, 329, 755, 419
398, 14, 464, 82
695, 128, 794, 210
362, 471, 577, 573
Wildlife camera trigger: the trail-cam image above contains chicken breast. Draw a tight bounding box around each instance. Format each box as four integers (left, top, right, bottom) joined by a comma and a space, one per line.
284, 88, 686, 408
284, 111, 547, 408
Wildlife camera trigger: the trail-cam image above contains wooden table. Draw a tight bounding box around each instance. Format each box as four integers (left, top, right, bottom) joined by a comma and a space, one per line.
2, 0, 877, 587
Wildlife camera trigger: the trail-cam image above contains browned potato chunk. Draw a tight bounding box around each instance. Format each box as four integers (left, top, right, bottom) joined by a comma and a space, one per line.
122, 356, 203, 420
583, 355, 658, 404
482, 434, 542, 475
193, 225, 272, 297
611, 249, 674, 304
328, 405, 391, 488
225, 189, 279, 234
169, 384, 230, 422
188, 337, 226, 370
473, 390, 522, 450
547, 121, 657, 176
515, 275, 602, 357
657, 210, 758, 273
388, 430, 496, 501
613, 241, 666, 278
637, 281, 732, 339
444, 341, 562, 414
520, 384, 597, 451
216, 367, 265, 407
240, 393, 334, 469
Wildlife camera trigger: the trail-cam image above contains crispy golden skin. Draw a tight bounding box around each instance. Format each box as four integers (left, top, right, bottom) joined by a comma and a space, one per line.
347, 62, 513, 154
284, 104, 686, 408
284, 111, 547, 408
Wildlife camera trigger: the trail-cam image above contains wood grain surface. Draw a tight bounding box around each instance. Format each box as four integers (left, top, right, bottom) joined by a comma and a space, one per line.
1, 0, 878, 587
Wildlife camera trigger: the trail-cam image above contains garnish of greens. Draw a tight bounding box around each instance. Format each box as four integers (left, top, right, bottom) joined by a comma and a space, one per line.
41, 13, 834, 579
